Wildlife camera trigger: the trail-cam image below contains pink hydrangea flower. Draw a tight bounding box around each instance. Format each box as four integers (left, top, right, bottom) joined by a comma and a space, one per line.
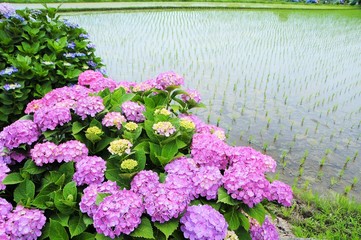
155, 71, 184, 90
73, 156, 106, 186
93, 190, 144, 238
24, 99, 44, 114
0, 197, 12, 218
56, 140, 88, 163
5, 205, 46, 240
33, 107, 72, 131
117, 81, 136, 93
78, 70, 103, 86
191, 133, 230, 170
152, 121, 176, 137
0, 162, 10, 191
181, 89, 201, 103
0, 120, 40, 150
223, 165, 270, 208
132, 79, 156, 92
267, 180, 293, 207
80, 181, 119, 217
102, 112, 126, 130
121, 101, 146, 122
89, 77, 118, 92
74, 96, 105, 120
130, 170, 160, 197
227, 146, 277, 173
180, 205, 228, 240
250, 216, 279, 240
193, 166, 223, 200
30, 142, 58, 166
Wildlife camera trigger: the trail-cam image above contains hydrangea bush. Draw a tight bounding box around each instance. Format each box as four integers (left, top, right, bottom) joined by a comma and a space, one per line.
0, 69, 293, 239
0, 3, 104, 128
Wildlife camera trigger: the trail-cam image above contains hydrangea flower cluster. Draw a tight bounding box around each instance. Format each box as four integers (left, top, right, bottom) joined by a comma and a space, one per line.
73, 156, 106, 186
181, 89, 201, 103
191, 133, 229, 170
0, 120, 40, 150
132, 79, 156, 92
74, 96, 105, 120
30, 142, 58, 166
0, 162, 10, 191
152, 121, 176, 137
155, 71, 184, 90
125, 122, 138, 131
267, 180, 293, 207
78, 69, 103, 86
102, 112, 126, 130
108, 139, 132, 155
121, 101, 146, 122
56, 140, 89, 163
34, 106, 72, 131
193, 166, 223, 200
121, 159, 138, 170
180, 118, 196, 130
130, 170, 160, 197
93, 190, 144, 238
89, 77, 117, 92
180, 205, 228, 240
79, 181, 119, 217
0, 3, 16, 18
4, 205, 46, 240
250, 216, 280, 240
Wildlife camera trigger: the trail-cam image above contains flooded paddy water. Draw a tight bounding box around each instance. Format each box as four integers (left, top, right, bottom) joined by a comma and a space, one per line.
66, 9, 361, 200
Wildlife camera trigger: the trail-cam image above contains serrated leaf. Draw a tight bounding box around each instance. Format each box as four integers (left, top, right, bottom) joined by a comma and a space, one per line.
217, 187, 239, 206
224, 207, 241, 230
73, 232, 96, 240
154, 218, 179, 239
2, 172, 24, 185
243, 203, 266, 225
49, 219, 69, 240
130, 217, 154, 239
69, 215, 87, 238
14, 179, 35, 203
23, 160, 46, 175
63, 181, 77, 200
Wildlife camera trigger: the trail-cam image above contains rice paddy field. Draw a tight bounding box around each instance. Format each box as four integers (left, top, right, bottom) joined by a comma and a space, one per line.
66, 9, 361, 200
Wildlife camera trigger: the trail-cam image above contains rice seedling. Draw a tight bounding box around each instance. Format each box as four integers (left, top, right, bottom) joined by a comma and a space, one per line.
353, 151, 359, 161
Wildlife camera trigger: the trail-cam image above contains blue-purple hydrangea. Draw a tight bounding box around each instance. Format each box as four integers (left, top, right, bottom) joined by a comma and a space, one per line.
73, 156, 106, 186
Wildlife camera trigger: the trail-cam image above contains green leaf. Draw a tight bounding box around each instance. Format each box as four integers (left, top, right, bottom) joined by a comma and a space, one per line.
217, 187, 239, 206
73, 232, 96, 240
224, 207, 241, 230
14, 179, 35, 203
23, 160, 46, 175
63, 181, 77, 200
94, 136, 114, 153
154, 218, 179, 239
49, 219, 69, 240
130, 217, 154, 239
160, 141, 178, 165
58, 162, 75, 183
31, 195, 50, 209
54, 190, 74, 215
243, 203, 267, 225
72, 121, 87, 135
95, 233, 123, 240
69, 215, 87, 238
95, 193, 111, 205
83, 215, 93, 227
239, 212, 250, 231
50, 212, 70, 227
2, 172, 24, 185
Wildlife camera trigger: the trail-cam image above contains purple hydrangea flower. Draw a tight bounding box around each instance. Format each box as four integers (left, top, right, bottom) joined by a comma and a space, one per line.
93, 190, 144, 238
78, 70, 103, 86
89, 77, 118, 92
102, 112, 127, 130
79, 33, 89, 39
121, 101, 146, 123
0, 120, 40, 150
223, 165, 270, 208
117, 81, 136, 93
80, 181, 119, 217
155, 71, 184, 90
180, 205, 228, 240
250, 216, 280, 240
0, 162, 10, 191
132, 79, 156, 92
0, 197, 12, 219
130, 170, 160, 197
191, 133, 230, 170
3, 83, 21, 91
56, 140, 88, 163
144, 182, 190, 223
25, 100, 44, 114
74, 96, 105, 120
9, 152, 26, 163
73, 156, 106, 186
5, 205, 46, 240
181, 89, 201, 103
87, 43, 96, 49
87, 60, 97, 68
33, 107, 72, 131
193, 166, 223, 200
0, 3, 16, 18
267, 180, 293, 207
63, 19, 79, 28
30, 142, 58, 166
227, 146, 277, 173
67, 42, 76, 49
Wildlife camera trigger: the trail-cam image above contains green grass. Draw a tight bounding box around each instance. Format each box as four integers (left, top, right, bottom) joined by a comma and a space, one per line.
266, 187, 361, 239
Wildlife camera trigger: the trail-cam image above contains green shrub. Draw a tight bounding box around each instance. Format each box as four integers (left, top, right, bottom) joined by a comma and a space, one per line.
0, 4, 104, 128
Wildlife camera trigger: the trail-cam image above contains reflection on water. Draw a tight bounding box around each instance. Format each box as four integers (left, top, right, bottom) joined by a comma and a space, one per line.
66, 10, 361, 200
